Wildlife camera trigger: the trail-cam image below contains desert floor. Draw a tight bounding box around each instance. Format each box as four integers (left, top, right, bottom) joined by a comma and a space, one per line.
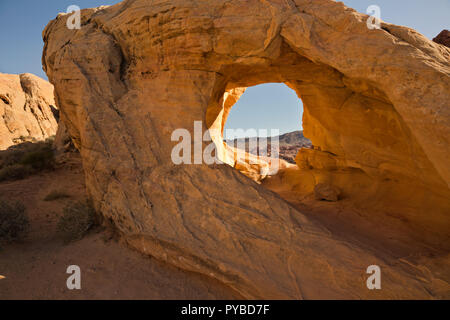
0, 155, 241, 299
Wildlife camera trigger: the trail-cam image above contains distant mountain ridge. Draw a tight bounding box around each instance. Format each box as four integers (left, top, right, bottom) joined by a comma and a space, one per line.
225, 130, 312, 164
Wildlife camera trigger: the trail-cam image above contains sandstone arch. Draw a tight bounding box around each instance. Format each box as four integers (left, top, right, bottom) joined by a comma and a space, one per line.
42, 0, 450, 299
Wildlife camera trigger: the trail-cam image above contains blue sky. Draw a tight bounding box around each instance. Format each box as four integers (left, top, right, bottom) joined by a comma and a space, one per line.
0, 0, 120, 78
0, 0, 448, 137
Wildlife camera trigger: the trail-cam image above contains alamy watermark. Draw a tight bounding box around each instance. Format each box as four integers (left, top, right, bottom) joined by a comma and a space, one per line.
366, 265, 381, 290
66, 5, 81, 30
66, 265, 81, 290
366, 5, 381, 30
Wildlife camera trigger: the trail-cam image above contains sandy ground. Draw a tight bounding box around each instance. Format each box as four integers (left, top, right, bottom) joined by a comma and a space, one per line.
0, 155, 241, 299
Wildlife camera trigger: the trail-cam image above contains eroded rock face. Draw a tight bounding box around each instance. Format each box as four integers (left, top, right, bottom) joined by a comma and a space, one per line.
0, 73, 58, 150
42, 0, 450, 299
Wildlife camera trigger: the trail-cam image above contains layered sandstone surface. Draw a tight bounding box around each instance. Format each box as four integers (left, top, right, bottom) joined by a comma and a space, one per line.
0, 73, 58, 150
42, 0, 450, 299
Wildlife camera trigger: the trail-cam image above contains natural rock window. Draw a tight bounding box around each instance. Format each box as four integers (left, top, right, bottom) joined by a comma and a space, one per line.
214, 83, 311, 181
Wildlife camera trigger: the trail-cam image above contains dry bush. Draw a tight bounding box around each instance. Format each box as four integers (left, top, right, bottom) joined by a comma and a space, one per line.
0, 199, 29, 243
0, 164, 34, 181
18, 142, 54, 170
0, 139, 55, 182
57, 201, 96, 243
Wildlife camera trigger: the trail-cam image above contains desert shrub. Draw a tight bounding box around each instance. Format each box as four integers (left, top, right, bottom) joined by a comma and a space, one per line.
44, 190, 71, 201
0, 147, 27, 169
0, 140, 55, 182
0, 199, 29, 243
57, 201, 96, 243
0, 164, 35, 181
19, 144, 54, 170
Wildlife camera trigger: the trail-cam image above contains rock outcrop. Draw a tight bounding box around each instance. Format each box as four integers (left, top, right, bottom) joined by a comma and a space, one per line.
433, 30, 450, 48
0, 73, 58, 150
42, 0, 450, 299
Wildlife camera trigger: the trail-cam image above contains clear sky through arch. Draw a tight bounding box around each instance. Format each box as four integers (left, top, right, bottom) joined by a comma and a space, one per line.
223, 84, 303, 139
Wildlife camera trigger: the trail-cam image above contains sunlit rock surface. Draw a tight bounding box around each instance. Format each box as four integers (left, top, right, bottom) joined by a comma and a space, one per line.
0, 73, 58, 150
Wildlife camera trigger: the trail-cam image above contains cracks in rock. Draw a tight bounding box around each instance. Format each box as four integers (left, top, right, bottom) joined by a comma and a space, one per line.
0, 94, 11, 105
287, 253, 305, 299
142, 113, 163, 164
26, 102, 47, 138
173, 195, 204, 245
90, 20, 131, 87
259, 0, 298, 52
16, 75, 49, 139
1, 112, 16, 135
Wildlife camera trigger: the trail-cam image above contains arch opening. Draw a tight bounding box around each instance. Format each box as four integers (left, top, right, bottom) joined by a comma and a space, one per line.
203, 55, 450, 233
215, 83, 312, 182
224, 83, 304, 139
203, 46, 349, 183
200, 38, 450, 246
